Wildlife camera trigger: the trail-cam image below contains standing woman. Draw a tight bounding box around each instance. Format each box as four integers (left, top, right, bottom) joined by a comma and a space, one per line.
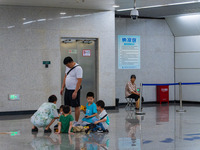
60, 56, 83, 122
125, 75, 144, 110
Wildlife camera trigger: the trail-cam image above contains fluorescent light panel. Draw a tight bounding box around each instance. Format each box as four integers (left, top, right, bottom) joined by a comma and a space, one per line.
117, 1, 199, 11
113, 5, 120, 8
60, 12, 66, 15
37, 19, 46, 22
23, 20, 36, 25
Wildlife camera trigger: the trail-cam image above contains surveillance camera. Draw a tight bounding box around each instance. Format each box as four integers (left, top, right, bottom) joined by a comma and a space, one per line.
130, 8, 139, 20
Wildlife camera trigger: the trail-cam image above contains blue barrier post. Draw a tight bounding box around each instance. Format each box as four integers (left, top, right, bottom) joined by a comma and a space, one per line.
136, 83, 145, 115
176, 82, 186, 113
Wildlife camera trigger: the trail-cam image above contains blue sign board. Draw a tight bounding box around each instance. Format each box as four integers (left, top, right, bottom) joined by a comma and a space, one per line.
118, 35, 140, 69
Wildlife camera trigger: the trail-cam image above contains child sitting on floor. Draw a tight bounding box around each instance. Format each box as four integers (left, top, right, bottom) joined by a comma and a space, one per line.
57, 105, 74, 134
54, 105, 64, 132
81, 92, 98, 126
94, 100, 110, 132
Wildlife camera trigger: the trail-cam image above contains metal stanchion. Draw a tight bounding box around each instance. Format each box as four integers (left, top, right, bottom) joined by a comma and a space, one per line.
176, 82, 186, 112
136, 83, 145, 115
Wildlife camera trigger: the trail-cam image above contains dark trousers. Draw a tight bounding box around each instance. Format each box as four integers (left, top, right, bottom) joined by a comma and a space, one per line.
128, 94, 144, 102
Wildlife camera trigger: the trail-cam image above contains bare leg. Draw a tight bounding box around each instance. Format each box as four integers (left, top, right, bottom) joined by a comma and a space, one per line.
57, 122, 61, 134
45, 119, 56, 130
75, 107, 80, 122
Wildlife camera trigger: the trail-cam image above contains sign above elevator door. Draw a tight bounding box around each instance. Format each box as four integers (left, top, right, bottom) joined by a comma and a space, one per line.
68, 49, 77, 54
82, 49, 91, 57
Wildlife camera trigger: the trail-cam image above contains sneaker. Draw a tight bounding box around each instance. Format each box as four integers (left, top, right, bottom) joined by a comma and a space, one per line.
103, 129, 109, 133
32, 127, 38, 133
97, 129, 104, 133
44, 128, 52, 133
135, 108, 143, 110
85, 129, 90, 134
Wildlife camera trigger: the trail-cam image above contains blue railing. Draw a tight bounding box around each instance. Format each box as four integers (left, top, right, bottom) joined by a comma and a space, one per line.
135, 82, 200, 114
142, 82, 200, 86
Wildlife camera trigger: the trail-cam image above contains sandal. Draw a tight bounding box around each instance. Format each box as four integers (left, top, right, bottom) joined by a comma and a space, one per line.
32, 127, 38, 133
44, 128, 52, 133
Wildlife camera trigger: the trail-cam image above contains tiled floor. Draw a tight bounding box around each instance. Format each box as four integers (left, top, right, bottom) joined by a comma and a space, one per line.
1, 104, 200, 150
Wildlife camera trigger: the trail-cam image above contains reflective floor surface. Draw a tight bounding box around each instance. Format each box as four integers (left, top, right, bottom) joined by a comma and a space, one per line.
1, 104, 200, 150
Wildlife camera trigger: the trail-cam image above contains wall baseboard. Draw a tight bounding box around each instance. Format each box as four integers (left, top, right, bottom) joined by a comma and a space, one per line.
0, 107, 117, 116
1, 100, 200, 115
105, 106, 117, 110
119, 100, 200, 106
0, 110, 36, 116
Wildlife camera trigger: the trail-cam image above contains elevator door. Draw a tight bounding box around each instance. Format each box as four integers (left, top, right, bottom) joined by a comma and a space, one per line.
60, 38, 97, 106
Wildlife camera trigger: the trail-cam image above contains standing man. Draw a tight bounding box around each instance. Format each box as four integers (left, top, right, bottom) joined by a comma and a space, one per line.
60, 56, 83, 122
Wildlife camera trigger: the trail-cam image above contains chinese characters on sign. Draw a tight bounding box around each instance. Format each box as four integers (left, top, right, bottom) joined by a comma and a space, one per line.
82, 49, 91, 57
118, 35, 140, 69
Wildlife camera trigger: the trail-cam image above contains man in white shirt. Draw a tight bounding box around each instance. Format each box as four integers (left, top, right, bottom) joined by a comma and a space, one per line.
60, 57, 83, 122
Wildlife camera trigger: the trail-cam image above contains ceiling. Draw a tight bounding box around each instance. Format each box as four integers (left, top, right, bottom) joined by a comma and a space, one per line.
0, 0, 115, 10
116, 2, 200, 18
0, 0, 200, 18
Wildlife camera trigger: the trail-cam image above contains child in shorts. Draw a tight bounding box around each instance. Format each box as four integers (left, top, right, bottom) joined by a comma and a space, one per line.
82, 92, 97, 125
93, 100, 110, 132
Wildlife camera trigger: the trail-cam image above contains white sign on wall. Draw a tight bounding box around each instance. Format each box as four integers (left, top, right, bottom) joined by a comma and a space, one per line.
118, 35, 140, 69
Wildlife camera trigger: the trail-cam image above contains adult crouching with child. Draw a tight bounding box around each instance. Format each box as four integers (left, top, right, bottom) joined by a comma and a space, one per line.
31, 95, 59, 133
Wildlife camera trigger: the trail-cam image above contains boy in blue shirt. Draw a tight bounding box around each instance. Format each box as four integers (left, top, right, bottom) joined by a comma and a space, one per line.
82, 92, 97, 124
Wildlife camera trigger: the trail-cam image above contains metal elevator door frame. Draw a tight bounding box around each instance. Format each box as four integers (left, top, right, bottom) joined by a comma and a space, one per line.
60, 37, 99, 106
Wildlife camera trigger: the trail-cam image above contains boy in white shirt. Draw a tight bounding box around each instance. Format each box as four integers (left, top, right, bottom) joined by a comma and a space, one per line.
93, 100, 110, 133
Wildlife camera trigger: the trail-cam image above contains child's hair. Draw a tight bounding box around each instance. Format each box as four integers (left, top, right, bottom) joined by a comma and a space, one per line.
48, 95, 57, 103
96, 100, 105, 108
59, 105, 64, 110
86, 92, 94, 98
63, 105, 70, 114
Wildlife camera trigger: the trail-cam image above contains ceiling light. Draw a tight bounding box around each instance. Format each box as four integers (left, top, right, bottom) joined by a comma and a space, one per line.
60, 12, 66, 15
23, 20, 36, 25
22, 18, 26, 20
117, 8, 133, 12
113, 5, 120, 8
60, 16, 72, 19
178, 13, 200, 20
117, 1, 199, 11
74, 15, 81, 17
7, 26, 15, 29
37, 19, 46, 22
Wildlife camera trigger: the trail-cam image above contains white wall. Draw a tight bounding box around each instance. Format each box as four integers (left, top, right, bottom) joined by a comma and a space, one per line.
115, 18, 174, 103
175, 35, 200, 101
166, 14, 200, 36
166, 15, 200, 101
0, 6, 115, 112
